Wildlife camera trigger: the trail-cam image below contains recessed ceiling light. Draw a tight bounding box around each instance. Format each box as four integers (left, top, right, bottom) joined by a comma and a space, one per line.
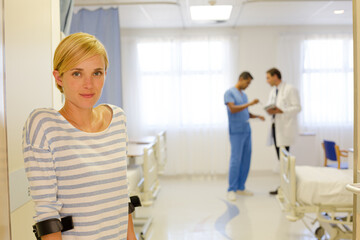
190, 5, 233, 21
334, 10, 345, 15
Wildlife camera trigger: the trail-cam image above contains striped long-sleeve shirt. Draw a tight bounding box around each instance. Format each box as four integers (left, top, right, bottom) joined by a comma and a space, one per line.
22, 104, 128, 240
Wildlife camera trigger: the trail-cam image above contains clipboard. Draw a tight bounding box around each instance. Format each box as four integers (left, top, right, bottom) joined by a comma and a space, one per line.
264, 104, 277, 110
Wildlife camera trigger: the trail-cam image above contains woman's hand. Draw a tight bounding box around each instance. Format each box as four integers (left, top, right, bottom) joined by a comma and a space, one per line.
127, 214, 137, 240
41, 232, 62, 240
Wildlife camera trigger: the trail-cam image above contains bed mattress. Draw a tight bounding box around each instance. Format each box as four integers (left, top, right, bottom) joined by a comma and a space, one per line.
296, 166, 353, 206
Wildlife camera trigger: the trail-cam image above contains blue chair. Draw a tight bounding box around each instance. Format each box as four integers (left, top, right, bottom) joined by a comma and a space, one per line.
322, 140, 348, 169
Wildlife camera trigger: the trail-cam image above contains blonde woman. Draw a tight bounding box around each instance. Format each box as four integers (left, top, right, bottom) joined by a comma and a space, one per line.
23, 32, 136, 240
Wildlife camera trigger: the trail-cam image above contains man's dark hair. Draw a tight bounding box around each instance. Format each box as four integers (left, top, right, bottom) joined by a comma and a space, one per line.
239, 71, 253, 80
267, 68, 282, 80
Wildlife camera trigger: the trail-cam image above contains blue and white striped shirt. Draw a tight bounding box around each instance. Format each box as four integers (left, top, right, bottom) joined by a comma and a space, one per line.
23, 104, 128, 240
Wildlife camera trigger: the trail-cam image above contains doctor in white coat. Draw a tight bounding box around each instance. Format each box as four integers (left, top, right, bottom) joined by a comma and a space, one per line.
265, 68, 301, 195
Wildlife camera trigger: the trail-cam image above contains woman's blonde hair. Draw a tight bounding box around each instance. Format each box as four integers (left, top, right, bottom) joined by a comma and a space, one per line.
53, 32, 109, 92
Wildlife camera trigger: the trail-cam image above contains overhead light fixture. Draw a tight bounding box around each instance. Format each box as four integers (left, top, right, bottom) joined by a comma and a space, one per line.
190, 5, 233, 21
334, 9, 345, 15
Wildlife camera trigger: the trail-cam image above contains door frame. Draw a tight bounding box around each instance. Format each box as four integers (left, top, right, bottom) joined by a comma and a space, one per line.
0, 0, 11, 238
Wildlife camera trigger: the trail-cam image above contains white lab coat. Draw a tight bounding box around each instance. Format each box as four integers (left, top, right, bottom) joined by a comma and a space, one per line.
267, 82, 301, 147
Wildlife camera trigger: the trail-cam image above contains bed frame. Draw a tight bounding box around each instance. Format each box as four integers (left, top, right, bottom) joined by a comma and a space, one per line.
155, 131, 167, 175
142, 143, 160, 206
276, 147, 353, 240
127, 165, 152, 240
127, 140, 162, 239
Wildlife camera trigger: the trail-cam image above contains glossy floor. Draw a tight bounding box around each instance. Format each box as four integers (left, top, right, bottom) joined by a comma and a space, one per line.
134, 171, 322, 240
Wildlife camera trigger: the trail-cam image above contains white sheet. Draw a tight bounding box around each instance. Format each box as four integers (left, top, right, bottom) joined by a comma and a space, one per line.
296, 166, 353, 206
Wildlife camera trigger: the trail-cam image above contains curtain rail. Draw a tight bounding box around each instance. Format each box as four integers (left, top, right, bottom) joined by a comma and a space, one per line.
75, 0, 179, 7
245, 0, 349, 2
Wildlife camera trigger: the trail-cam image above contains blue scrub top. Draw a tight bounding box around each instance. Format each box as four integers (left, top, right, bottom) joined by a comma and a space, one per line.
224, 87, 251, 134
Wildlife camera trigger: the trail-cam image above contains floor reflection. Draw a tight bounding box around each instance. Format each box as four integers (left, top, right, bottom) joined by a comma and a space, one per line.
137, 172, 318, 240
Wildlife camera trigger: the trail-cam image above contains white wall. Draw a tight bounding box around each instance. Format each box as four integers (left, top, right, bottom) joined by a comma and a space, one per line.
121, 25, 352, 172
4, 0, 61, 239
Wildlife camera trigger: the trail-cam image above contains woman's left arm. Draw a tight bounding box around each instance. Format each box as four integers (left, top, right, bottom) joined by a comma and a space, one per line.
127, 214, 137, 240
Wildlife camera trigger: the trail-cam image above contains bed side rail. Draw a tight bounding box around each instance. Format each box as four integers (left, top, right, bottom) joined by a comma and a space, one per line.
278, 147, 299, 221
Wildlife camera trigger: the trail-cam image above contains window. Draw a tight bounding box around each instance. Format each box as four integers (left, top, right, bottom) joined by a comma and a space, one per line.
137, 38, 232, 127
301, 38, 353, 126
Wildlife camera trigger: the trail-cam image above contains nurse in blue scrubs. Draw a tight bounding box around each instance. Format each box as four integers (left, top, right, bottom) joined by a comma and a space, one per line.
224, 72, 265, 201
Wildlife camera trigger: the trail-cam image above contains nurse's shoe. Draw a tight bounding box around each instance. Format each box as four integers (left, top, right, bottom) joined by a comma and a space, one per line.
227, 191, 236, 201
236, 189, 254, 196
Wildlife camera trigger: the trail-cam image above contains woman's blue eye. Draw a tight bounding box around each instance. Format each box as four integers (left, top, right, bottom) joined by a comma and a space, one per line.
72, 72, 81, 77
94, 71, 103, 76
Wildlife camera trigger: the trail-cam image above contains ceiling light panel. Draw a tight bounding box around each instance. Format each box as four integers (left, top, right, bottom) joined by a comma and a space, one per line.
190, 5, 233, 21
334, 9, 345, 14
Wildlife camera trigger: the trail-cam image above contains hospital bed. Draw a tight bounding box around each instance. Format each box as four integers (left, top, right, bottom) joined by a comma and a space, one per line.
129, 131, 167, 175
142, 143, 161, 205
155, 131, 167, 175
276, 148, 353, 240
127, 164, 151, 240
128, 142, 160, 206
127, 133, 165, 239
127, 142, 160, 240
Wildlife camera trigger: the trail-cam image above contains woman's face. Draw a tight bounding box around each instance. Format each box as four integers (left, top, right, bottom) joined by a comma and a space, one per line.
54, 55, 106, 110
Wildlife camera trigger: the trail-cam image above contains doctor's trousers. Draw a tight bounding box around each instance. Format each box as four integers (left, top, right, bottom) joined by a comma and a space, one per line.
224, 87, 252, 192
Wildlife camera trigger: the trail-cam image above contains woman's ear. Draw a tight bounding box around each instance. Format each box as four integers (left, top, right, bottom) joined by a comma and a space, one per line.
53, 70, 63, 87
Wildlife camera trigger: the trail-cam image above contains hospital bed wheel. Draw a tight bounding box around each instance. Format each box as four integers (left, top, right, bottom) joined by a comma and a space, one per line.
315, 226, 325, 239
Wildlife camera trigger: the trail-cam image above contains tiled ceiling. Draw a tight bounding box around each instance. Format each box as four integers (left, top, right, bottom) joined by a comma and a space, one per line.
74, 0, 353, 28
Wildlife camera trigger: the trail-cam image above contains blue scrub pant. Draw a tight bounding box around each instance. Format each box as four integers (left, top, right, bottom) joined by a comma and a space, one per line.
228, 132, 252, 192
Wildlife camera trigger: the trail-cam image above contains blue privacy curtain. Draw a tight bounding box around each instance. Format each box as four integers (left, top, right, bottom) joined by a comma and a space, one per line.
70, 8, 123, 107
60, 0, 74, 35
